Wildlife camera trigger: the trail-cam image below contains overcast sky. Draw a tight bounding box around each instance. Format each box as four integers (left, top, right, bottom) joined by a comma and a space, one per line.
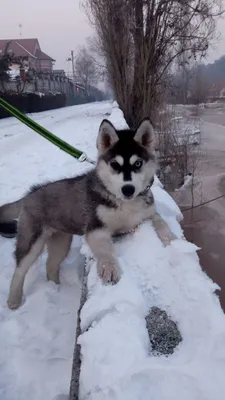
1, 0, 92, 71
1, 0, 225, 70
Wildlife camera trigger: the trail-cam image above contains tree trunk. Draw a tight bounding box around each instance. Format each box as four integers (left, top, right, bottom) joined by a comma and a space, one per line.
129, 0, 145, 129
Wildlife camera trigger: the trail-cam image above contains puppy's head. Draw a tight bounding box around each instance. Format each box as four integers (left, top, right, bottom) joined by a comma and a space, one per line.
96, 118, 156, 200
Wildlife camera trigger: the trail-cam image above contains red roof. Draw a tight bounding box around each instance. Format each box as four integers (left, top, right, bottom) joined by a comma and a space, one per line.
0, 38, 55, 61
35, 49, 54, 61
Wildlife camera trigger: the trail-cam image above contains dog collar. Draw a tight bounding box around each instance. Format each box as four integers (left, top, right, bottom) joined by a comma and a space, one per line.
139, 177, 154, 196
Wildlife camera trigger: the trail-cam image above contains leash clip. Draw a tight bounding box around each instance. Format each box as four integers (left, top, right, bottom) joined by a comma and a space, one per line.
78, 153, 96, 165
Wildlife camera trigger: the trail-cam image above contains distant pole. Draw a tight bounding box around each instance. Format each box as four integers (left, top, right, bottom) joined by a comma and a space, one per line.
19, 23, 23, 38
71, 50, 75, 85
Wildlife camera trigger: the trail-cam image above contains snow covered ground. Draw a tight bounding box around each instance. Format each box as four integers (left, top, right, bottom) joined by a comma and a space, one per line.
0, 101, 225, 400
0, 101, 112, 400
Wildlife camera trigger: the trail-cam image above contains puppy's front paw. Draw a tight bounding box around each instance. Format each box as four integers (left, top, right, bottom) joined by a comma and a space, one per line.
7, 295, 23, 310
97, 261, 120, 285
158, 229, 177, 246
164, 233, 177, 246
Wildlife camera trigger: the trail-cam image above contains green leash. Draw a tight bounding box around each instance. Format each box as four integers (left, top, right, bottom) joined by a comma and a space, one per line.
0, 97, 95, 164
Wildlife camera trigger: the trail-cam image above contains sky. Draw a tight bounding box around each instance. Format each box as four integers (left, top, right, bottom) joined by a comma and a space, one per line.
1, 0, 225, 70
0, 0, 92, 72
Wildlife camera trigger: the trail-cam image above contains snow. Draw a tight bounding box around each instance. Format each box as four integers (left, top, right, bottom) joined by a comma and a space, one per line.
7, 67, 29, 81
0, 101, 112, 400
165, 116, 201, 145
7, 68, 20, 80
0, 100, 225, 400
80, 230, 225, 400
78, 106, 225, 400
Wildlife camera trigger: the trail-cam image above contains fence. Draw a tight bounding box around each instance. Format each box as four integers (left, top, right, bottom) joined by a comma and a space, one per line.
0, 92, 67, 119
0, 73, 110, 118
1, 75, 75, 98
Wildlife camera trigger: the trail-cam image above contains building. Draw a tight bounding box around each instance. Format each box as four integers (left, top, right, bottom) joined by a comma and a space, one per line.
53, 69, 66, 77
0, 38, 55, 73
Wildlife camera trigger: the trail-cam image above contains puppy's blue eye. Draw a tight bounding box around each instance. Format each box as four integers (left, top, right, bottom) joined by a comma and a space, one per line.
134, 160, 143, 169
110, 161, 121, 171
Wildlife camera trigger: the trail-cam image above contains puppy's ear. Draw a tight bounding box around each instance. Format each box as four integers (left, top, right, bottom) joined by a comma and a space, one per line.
134, 118, 155, 152
97, 120, 119, 153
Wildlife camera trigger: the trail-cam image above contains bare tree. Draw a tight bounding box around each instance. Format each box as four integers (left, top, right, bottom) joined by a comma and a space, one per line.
156, 104, 206, 212
83, 0, 223, 128
172, 58, 210, 105
189, 64, 210, 104
0, 54, 11, 92
172, 58, 193, 104
0, 53, 27, 93
75, 46, 99, 93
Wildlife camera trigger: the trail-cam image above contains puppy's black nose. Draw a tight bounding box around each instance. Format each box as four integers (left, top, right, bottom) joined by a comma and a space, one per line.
121, 184, 135, 198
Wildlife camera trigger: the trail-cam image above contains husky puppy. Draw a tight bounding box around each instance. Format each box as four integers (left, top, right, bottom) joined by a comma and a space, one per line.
0, 119, 175, 309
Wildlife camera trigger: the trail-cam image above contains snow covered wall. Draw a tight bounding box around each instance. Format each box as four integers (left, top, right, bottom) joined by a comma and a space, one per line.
72, 102, 225, 400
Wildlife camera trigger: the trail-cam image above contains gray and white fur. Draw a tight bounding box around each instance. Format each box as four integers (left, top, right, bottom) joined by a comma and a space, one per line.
0, 118, 176, 309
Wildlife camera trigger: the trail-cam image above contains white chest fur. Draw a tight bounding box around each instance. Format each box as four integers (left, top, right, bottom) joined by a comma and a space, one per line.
97, 197, 155, 234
